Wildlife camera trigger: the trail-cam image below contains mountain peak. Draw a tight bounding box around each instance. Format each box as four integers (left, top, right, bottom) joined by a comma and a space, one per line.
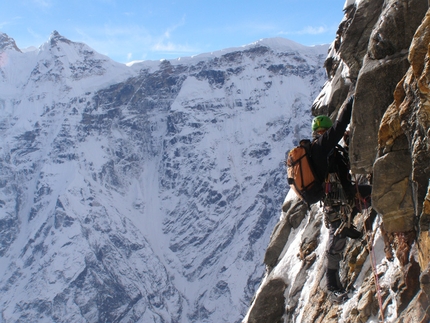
49, 30, 72, 46
0, 32, 21, 53
0, 31, 328, 323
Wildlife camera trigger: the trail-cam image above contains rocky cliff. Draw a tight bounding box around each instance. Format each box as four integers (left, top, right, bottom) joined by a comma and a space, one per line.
243, 1, 430, 322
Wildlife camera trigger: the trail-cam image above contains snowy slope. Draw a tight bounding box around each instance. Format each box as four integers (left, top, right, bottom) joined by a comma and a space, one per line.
0, 31, 328, 322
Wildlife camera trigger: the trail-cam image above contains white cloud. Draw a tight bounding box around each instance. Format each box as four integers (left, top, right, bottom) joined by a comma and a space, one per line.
161, 16, 186, 40
70, 15, 199, 62
204, 22, 276, 36
151, 41, 196, 53
0, 21, 10, 29
27, 28, 42, 39
299, 26, 328, 35
149, 16, 199, 55
0, 16, 23, 29
280, 25, 329, 36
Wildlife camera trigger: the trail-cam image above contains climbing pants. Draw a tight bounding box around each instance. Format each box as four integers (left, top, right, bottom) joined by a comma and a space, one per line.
326, 220, 347, 270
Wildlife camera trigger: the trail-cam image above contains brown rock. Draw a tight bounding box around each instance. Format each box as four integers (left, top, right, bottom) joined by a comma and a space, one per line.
349, 0, 427, 174
418, 185, 430, 269
245, 278, 287, 323
264, 198, 307, 269
339, 0, 385, 78
372, 150, 415, 232
368, 0, 428, 60
350, 54, 410, 173
396, 291, 430, 322
409, 11, 430, 78
378, 101, 404, 149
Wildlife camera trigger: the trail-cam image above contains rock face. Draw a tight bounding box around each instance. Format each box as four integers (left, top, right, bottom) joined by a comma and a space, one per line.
243, 1, 430, 322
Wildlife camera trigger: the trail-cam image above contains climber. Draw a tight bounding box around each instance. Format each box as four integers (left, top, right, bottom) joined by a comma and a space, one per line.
309, 95, 373, 302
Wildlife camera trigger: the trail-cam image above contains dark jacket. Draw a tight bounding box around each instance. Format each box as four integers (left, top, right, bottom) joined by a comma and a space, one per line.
310, 97, 353, 183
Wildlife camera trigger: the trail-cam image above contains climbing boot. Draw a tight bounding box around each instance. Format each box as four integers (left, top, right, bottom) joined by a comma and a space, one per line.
326, 269, 340, 292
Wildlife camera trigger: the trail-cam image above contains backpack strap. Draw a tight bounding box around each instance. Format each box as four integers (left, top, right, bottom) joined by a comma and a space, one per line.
303, 139, 324, 184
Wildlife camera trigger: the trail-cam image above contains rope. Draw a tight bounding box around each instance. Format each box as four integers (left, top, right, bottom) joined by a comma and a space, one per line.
355, 178, 385, 322
363, 207, 385, 322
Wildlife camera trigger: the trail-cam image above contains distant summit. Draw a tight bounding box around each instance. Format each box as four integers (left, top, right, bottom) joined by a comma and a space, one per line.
49, 30, 72, 46
0, 33, 21, 52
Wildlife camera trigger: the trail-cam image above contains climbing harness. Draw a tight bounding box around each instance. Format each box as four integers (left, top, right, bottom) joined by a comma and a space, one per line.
322, 143, 358, 237
323, 173, 353, 236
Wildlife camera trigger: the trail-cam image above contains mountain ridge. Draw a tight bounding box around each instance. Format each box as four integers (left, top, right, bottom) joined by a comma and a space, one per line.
0, 30, 329, 322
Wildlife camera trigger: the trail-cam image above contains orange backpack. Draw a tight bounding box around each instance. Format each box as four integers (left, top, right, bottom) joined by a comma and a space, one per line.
286, 139, 324, 205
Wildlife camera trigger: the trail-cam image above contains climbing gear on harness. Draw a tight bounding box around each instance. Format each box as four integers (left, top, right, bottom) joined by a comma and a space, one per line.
322, 172, 361, 238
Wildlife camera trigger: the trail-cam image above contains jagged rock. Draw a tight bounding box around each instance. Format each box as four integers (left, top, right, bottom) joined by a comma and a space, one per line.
244, 278, 287, 323
396, 291, 430, 323
398, 258, 422, 311
343, 239, 368, 289
357, 288, 377, 321
245, 2, 430, 323
312, 0, 387, 116
377, 3, 430, 258
350, 0, 427, 174
368, 0, 428, 60
418, 185, 430, 275
405, 11, 430, 218
350, 54, 410, 173
378, 99, 406, 150
311, 62, 351, 116
0, 33, 21, 52
264, 196, 307, 269
420, 267, 430, 296
372, 150, 414, 232
339, 0, 384, 78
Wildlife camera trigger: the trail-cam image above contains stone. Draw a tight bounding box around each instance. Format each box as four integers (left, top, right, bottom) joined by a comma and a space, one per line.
311, 62, 351, 116
378, 102, 404, 149
409, 11, 430, 78
420, 266, 430, 296
372, 150, 415, 232
339, 0, 385, 78
264, 198, 307, 269
264, 217, 291, 270
349, 0, 427, 174
350, 55, 410, 173
396, 291, 430, 322
368, 0, 428, 60
244, 278, 287, 323
418, 185, 430, 268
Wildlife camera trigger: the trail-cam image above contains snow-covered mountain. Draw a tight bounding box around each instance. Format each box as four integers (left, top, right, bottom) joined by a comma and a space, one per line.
0, 30, 328, 322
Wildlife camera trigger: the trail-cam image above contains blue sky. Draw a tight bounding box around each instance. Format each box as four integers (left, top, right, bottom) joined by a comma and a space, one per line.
1, 0, 346, 63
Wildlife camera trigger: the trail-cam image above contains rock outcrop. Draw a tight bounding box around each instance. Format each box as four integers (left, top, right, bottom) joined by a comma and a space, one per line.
243, 1, 430, 322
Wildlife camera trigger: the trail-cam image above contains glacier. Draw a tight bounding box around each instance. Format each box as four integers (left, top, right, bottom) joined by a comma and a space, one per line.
0, 31, 328, 322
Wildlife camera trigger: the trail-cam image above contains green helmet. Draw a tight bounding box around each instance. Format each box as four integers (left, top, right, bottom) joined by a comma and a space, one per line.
312, 115, 333, 131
